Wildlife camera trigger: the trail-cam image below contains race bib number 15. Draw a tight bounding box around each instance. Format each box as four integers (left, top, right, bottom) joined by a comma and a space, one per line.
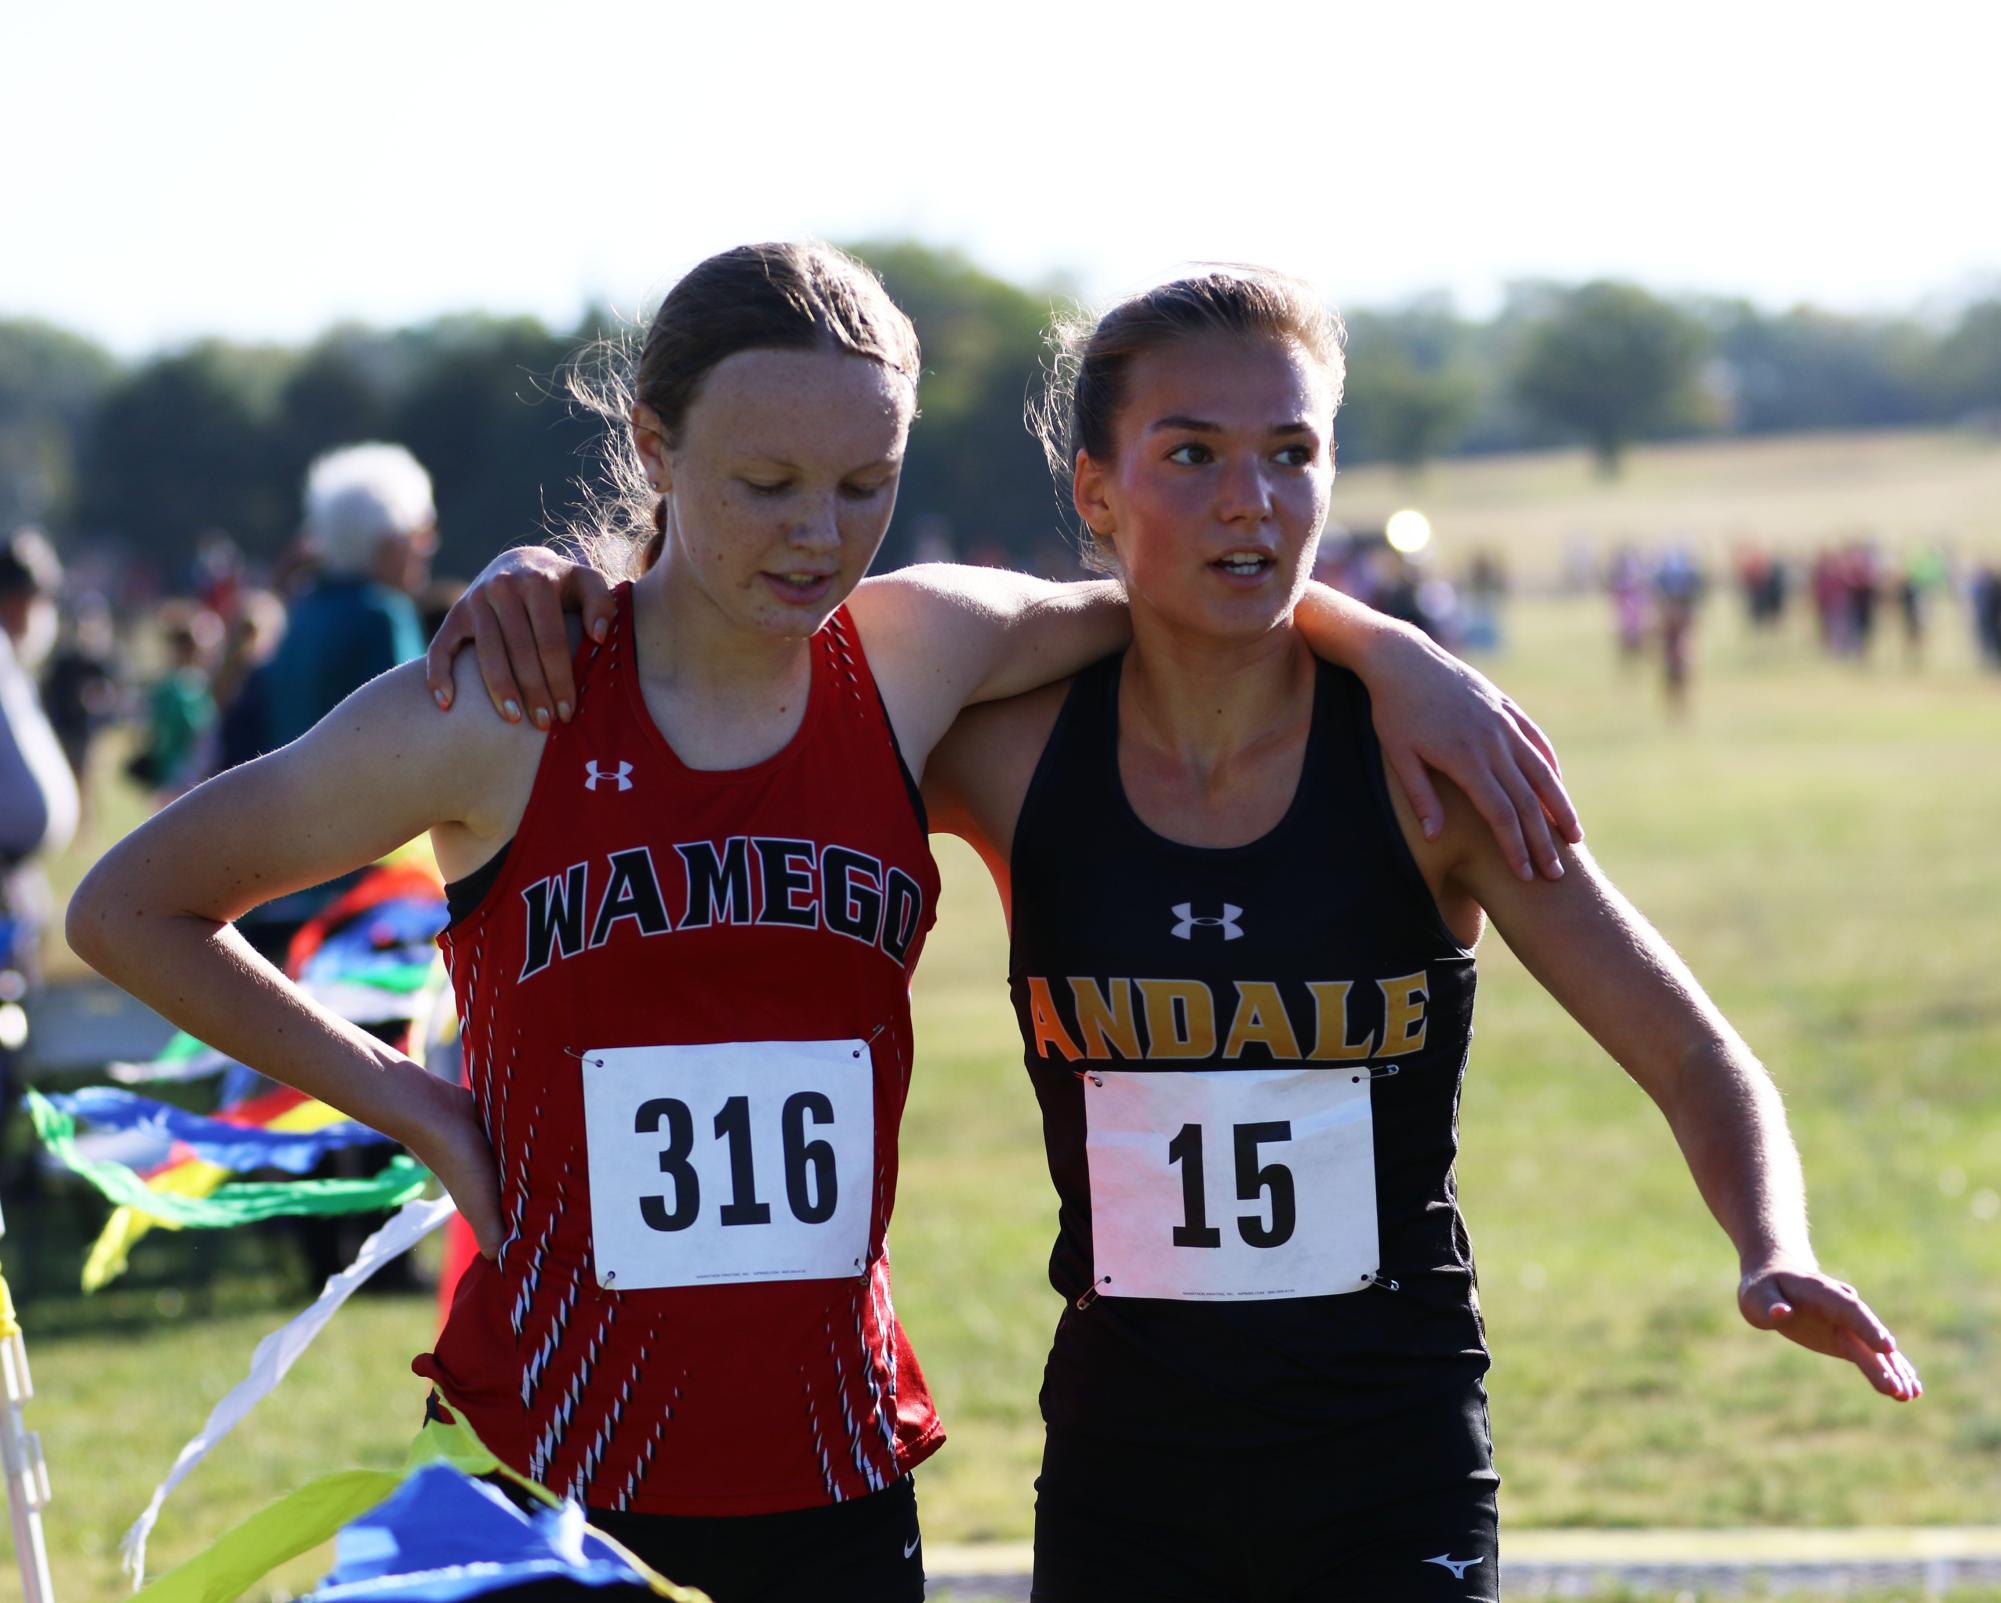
582, 1040, 873, 1290
1084, 1067, 1379, 1301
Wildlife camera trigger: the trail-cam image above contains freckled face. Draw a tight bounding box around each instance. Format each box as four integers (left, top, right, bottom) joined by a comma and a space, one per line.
1080, 334, 1336, 640
642, 347, 914, 637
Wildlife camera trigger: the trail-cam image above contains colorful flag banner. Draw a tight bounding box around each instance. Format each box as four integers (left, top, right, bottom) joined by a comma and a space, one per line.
44, 1088, 391, 1176
80, 1095, 357, 1292
26, 1092, 428, 1227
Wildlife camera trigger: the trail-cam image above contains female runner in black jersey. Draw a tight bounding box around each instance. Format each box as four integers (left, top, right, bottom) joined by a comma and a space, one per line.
940, 271, 1916, 1602
434, 267, 1917, 1603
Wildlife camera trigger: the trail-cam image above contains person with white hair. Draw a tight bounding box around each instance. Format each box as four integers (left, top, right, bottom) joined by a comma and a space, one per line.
254, 443, 438, 753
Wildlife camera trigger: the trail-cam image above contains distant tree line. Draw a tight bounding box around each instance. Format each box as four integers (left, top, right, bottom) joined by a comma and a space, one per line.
4, 243, 1998, 586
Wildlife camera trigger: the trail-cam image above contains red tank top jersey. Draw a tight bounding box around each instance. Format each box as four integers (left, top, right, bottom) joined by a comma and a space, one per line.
414, 585, 945, 1515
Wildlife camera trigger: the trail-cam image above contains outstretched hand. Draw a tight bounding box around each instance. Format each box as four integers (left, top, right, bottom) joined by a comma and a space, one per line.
425, 545, 614, 728
1364, 627, 1583, 881
1739, 1264, 1922, 1401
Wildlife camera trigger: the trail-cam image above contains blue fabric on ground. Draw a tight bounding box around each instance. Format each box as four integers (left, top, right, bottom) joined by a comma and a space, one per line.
47, 1087, 390, 1175
308, 1464, 648, 1601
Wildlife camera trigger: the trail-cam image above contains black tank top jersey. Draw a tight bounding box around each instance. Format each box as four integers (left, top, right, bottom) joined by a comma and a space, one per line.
1007, 652, 1489, 1445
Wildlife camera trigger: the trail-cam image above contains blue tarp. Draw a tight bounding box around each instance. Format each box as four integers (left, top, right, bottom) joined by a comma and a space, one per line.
308, 1464, 651, 1601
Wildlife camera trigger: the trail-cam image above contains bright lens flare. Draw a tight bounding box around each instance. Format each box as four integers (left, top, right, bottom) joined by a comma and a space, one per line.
1385, 509, 1433, 555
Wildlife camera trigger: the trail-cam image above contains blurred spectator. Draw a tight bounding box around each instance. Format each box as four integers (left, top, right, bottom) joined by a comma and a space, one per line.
0, 529, 79, 877
1313, 528, 1462, 643
1459, 549, 1506, 653
0, 523, 79, 1159
1733, 543, 1789, 633
40, 592, 121, 791
211, 587, 288, 773
1810, 548, 1845, 653
1607, 546, 1651, 664
189, 529, 244, 620
0, 529, 77, 1185
254, 443, 436, 754
1846, 541, 1883, 658
1654, 545, 1705, 717
129, 603, 223, 801
1973, 562, 2001, 669
1895, 546, 1949, 667
1812, 541, 1887, 661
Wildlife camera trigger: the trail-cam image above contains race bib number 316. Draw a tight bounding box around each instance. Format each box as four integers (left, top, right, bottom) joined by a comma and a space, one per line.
1084, 1067, 1378, 1301
582, 1040, 873, 1290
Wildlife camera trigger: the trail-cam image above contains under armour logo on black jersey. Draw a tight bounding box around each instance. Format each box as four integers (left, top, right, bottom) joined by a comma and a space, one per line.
1423, 1554, 1484, 1580
584, 759, 634, 792
1170, 902, 1243, 940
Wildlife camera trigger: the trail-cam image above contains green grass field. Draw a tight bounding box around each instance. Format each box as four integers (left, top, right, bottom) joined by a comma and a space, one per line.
5, 428, 2000, 1600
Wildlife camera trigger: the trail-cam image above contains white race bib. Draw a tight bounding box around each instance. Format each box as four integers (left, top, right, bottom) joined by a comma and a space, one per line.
581, 1040, 873, 1290
1083, 1067, 1379, 1301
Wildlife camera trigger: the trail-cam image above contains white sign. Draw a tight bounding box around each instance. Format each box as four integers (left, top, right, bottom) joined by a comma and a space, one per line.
582, 1040, 873, 1290
1084, 1066, 1379, 1301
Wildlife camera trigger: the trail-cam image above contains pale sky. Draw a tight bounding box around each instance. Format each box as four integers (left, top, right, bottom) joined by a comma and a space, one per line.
6, 0, 1995, 355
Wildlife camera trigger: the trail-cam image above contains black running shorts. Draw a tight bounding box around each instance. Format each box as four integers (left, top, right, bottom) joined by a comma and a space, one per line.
1031, 1383, 1500, 1602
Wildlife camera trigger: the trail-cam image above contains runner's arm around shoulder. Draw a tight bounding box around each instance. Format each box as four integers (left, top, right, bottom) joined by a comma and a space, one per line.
1293, 582, 1581, 882
1413, 781, 1921, 1403
65, 657, 526, 1250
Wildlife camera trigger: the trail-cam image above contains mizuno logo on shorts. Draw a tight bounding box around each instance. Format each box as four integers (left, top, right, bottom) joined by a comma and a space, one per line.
1423, 1553, 1483, 1579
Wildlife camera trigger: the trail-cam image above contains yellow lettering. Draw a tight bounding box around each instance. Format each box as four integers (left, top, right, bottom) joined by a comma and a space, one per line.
1070, 977, 1141, 1060
1307, 981, 1377, 1060
1222, 981, 1303, 1060
1137, 979, 1216, 1059
1378, 971, 1430, 1057
1026, 976, 1081, 1063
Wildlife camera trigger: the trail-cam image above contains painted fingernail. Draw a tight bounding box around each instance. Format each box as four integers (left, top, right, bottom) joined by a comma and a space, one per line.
433, 688, 451, 710
1548, 858, 1565, 879
503, 699, 522, 722
1423, 817, 1441, 840
532, 706, 551, 730
557, 701, 572, 723
592, 619, 609, 642
1519, 862, 1536, 882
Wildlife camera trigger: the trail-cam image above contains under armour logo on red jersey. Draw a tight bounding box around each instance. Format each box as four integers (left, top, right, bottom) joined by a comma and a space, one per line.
584, 759, 634, 792
1170, 902, 1243, 940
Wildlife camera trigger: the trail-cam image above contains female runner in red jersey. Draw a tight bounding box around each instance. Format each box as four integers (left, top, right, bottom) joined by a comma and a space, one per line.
72, 244, 1573, 1603
448, 266, 1919, 1603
